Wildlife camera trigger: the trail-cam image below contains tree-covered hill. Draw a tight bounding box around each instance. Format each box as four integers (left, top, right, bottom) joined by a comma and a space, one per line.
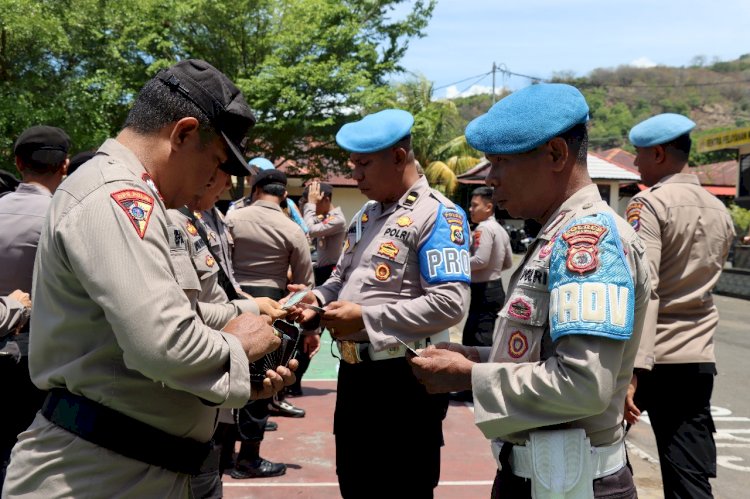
449, 55, 750, 165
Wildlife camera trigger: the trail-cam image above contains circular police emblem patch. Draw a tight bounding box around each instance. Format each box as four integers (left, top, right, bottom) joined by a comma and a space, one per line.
375, 263, 391, 281
508, 331, 529, 358
206, 255, 215, 267
129, 205, 145, 221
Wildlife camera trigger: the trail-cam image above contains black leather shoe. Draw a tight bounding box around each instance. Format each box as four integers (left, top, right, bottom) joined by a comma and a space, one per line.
268, 399, 305, 418
264, 420, 278, 431
230, 458, 287, 479
285, 386, 304, 397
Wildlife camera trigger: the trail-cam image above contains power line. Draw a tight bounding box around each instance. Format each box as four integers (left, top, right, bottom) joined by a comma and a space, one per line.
433, 71, 492, 91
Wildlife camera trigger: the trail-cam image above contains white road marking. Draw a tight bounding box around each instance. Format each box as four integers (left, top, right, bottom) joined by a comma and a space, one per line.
225, 480, 494, 487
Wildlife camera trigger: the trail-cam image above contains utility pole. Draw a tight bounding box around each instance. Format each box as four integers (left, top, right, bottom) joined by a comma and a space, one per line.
492, 62, 497, 104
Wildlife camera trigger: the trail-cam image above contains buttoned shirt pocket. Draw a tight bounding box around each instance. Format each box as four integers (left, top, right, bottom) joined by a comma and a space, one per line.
168, 225, 201, 297
361, 238, 410, 294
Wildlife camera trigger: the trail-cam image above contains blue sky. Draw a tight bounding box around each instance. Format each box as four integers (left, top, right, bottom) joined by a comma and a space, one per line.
390, 0, 750, 98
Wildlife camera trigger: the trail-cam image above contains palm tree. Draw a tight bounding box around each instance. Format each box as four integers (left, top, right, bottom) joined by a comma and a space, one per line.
424, 135, 482, 196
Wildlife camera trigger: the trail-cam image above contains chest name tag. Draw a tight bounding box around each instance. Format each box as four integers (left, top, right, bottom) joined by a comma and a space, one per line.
419, 204, 471, 284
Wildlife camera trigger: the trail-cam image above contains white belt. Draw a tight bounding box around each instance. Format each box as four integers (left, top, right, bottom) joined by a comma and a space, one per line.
367, 330, 450, 361
491, 437, 626, 480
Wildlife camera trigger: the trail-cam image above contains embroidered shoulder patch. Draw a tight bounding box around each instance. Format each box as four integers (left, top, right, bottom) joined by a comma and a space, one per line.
548, 212, 635, 343
626, 202, 643, 231
419, 204, 471, 284
562, 223, 608, 275
111, 189, 154, 239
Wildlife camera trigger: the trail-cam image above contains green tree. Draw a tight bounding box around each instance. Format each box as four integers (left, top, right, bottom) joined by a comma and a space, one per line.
0, 0, 436, 176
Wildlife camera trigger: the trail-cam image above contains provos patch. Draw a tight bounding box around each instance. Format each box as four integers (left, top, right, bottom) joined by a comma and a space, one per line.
562, 223, 607, 275
111, 189, 154, 239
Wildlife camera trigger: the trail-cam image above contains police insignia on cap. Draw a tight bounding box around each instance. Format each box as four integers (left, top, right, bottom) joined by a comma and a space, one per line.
626, 203, 643, 232
377, 241, 399, 260
206, 255, 215, 267
375, 263, 391, 281
508, 297, 532, 321
111, 189, 155, 239
186, 223, 198, 236
562, 223, 607, 275
396, 216, 413, 227
508, 331, 529, 358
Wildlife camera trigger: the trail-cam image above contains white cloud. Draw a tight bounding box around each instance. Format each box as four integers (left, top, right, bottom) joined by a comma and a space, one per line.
444, 84, 505, 99
629, 57, 658, 68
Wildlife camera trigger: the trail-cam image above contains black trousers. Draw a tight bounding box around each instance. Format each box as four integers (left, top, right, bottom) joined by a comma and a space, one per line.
0, 355, 46, 486
462, 279, 505, 347
634, 364, 717, 499
335, 358, 448, 499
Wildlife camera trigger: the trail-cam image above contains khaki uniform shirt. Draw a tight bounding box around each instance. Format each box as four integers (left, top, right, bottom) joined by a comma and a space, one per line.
303, 204, 346, 267
470, 216, 513, 283
313, 176, 471, 351
472, 185, 650, 447
26, 139, 252, 441
225, 200, 314, 289
167, 209, 257, 329
626, 173, 734, 367
0, 182, 53, 355
198, 207, 242, 292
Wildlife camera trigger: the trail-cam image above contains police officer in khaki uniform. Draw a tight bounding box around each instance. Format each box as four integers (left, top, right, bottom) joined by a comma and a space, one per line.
224, 168, 315, 478
292, 109, 471, 498
624, 114, 735, 499
464, 185, 513, 348
303, 180, 347, 284
0, 125, 71, 484
3, 59, 295, 498
408, 84, 651, 499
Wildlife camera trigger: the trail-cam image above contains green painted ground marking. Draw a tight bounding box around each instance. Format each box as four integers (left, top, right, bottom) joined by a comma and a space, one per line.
304, 331, 339, 380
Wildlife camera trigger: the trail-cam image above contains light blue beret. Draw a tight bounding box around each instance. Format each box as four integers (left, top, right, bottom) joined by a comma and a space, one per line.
248, 157, 275, 170
628, 113, 696, 147
336, 109, 414, 153
465, 83, 589, 155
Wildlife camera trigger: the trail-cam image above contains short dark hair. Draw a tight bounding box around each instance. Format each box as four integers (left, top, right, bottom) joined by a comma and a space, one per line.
123, 78, 214, 138
471, 186, 493, 202
559, 123, 588, 165
260, 183, 286, 197
664, 133, 691, 161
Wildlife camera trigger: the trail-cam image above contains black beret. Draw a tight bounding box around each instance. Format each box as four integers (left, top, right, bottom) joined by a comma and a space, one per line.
251, 169, 287, 189
14, 125, 71, 165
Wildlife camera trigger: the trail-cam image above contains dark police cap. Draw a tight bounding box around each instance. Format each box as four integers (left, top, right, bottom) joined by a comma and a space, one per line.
303, 182, 333, 197
465, 83, 589, 155
629, 113, 696, 147
67, 151, 97, 176
14, 125, 71, 165
156, 59, 256, 177
251, 168, 287, 189
336, 109, 414, 153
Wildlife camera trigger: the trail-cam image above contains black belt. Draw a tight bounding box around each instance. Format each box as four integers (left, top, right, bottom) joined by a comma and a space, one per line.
42, 388, 212, 475
240, 285, 285, 301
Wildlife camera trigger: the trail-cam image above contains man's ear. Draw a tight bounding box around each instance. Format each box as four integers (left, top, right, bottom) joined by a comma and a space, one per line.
170, 117, 201, 151
60, 158, 70, 176
654, 145, 667, 164
547, 137, 569, 172
393, 146, 407, 165
15, 156, 26, 173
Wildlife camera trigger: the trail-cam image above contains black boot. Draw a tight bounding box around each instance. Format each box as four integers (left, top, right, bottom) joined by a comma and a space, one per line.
230, 441, 286, 479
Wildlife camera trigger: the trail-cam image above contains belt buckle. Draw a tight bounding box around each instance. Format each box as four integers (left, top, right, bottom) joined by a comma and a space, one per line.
338, 340, 362, 364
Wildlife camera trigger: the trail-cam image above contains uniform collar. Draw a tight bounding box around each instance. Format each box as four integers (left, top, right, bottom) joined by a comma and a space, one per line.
252, 199, 284, 212
16, 182, 52, 197
653, 172, 701, 187
539, 184, 602, 240
98, 139, 148, 179
380, 175, 430, 216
